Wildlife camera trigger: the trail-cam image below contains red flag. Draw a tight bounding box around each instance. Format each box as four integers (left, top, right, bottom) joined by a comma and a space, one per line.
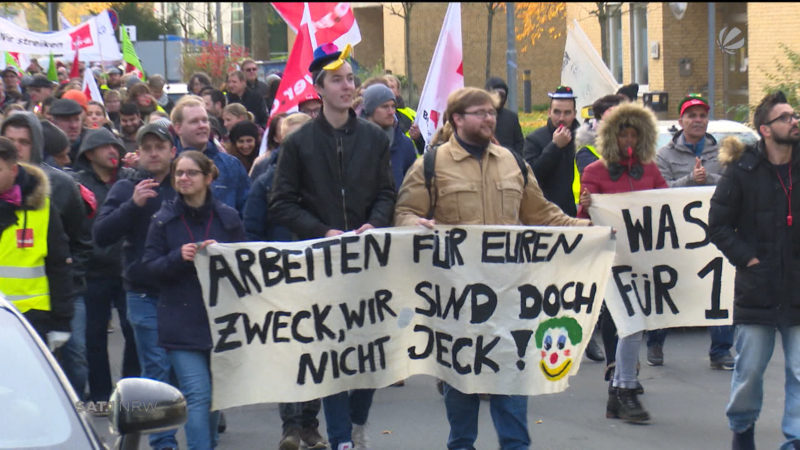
69, 48, 80, 79
268, 9, 318, 120
271, 2, 361, 48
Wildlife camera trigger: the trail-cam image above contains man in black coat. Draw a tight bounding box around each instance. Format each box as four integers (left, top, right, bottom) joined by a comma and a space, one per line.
485, 76, 524, 156
225, 70, 267, 127
269, 42, 395, 450
522, 85, 580, 217
709, 90, 800, 450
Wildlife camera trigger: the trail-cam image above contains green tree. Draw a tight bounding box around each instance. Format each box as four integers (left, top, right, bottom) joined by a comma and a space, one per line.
111, 3, 178, 41
764, 43, 800, 110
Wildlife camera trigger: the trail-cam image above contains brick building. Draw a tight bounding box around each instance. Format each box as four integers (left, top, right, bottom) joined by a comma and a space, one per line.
290, 3, 800, 121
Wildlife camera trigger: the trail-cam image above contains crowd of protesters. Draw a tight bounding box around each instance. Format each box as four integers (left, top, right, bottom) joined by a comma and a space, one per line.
0, 42, 797, 450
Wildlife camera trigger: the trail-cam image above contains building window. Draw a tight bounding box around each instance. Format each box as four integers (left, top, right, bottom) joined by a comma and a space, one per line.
630, 3, 648, 85
606, 3, 623, 83
231, 2, 244, 46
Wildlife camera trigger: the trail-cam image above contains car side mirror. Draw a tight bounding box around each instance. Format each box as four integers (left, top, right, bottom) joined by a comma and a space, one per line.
108, 378, 186, 442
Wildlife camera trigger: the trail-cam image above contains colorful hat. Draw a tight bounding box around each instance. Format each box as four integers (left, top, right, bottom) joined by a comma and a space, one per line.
308, 42, 353, 73
548, 85, 576, 99
678, 93, 710, 117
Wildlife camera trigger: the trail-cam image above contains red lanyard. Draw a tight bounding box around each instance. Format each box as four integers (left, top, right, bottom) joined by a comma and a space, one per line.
180, 210, 214, 243
776, 164, 793, 226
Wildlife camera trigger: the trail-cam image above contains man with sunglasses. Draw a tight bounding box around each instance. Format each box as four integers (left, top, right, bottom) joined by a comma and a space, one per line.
241, 58, 269, 100
709, 91, 800, 450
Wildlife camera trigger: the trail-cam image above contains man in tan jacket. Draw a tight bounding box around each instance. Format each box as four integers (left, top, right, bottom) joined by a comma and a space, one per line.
394, 87, 588, 450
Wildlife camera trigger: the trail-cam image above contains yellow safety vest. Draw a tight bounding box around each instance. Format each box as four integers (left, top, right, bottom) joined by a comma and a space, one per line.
0, 198, 51, 313
572, 145, 601, 204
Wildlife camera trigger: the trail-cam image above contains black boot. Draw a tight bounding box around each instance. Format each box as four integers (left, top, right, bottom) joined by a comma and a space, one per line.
731, 425, 754, 450
606, 382, 620, 419
615, 387, 650, 423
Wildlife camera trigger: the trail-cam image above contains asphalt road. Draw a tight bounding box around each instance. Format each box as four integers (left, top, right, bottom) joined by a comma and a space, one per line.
100, 317, 787, 449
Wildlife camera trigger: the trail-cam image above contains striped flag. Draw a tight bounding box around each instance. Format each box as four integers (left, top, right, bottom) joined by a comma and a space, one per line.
120, 25, 145, 80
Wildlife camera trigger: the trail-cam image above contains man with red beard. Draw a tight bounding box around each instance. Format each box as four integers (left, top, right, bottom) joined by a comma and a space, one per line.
394, 87, 587, 450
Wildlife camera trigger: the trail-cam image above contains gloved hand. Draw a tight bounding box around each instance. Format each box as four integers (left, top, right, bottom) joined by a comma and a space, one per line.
46, 331, 71, 352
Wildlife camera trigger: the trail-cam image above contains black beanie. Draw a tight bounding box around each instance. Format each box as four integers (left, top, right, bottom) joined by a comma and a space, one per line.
40, 120, 70, 156
229, 121, 260, 143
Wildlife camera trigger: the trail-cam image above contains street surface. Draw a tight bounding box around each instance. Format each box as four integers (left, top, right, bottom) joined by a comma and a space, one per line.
100, 318, 786, 449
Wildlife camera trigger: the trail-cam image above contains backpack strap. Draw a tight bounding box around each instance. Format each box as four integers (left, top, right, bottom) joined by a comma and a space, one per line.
510, 150, 529, 187
423, 145, 439, 220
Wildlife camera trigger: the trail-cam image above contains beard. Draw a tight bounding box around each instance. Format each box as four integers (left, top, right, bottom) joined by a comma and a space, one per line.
460, 126, 493, 146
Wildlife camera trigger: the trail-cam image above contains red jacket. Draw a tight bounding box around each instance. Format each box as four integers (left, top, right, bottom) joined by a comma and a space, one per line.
577, 159, 667, 218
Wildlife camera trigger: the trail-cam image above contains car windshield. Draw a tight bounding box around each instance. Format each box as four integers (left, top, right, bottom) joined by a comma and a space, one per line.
0, 309, 93, 448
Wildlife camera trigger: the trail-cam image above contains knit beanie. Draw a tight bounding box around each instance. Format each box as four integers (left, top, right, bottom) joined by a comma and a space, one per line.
40, 120, 70, 157
229, 121, 260, 143
362, 84, 395, 118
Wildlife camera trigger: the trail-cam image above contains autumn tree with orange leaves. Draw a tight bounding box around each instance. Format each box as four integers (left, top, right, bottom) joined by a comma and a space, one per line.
515, 2, 566, 53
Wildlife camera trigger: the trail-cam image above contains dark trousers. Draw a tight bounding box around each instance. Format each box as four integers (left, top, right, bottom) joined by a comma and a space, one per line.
85, 277, 139, 402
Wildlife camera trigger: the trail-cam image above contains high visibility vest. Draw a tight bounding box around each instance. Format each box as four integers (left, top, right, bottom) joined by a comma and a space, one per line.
572, 145, 601, 204
0, 198, 51, 313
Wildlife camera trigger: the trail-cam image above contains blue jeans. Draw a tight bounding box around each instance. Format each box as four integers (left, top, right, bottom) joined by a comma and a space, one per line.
442, 383, 530, 450
57, 295, 88, 399
322, 389, 375, 448
647, 325, 734, 359
85, 278, 139, 402
126, 292, 177, 449
169, 350, 219, 450
613, 331, 643, 389
727, 324, 800, 449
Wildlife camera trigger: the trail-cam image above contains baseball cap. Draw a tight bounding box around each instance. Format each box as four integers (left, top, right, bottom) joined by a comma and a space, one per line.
136, 119, 173, 146
679, 94, 710, 117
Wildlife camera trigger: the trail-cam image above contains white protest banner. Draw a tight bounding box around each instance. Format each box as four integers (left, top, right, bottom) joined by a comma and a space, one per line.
589, 187, 734, 337
0, 11, 121, 62
561, 19, 619, 113
194, 225, 616, 410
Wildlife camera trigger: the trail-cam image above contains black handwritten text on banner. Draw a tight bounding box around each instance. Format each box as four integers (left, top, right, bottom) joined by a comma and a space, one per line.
193, 226, 615, 410
588, 187, 734, 337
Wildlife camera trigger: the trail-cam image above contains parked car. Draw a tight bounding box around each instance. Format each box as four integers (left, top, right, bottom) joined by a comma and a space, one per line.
657, 119, 759, 149
0, 296, 186, 449
164, 82, 189, 105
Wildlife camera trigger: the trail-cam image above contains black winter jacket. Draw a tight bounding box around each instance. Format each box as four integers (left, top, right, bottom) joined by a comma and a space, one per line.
495, 108, 524, 157
709, 139, 800, 326
142, 194, 245, 350
227, 87, 268, 128
523, 118, 580, 217
93, 170, 177, 296
269, 109, 396, 240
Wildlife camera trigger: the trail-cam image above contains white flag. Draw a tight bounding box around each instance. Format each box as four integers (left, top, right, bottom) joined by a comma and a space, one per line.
415, 3, 463, 149
561, 20, 619, 113
81, 68, 104, 105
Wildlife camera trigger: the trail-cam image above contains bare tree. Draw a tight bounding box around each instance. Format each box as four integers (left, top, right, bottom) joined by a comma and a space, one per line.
485, 2, 504, 83
385, 2, 414, 104
172, 3, 213, 41
590, 2, 611, 65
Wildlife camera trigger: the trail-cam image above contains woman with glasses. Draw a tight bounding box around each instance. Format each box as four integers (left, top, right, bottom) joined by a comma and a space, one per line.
143, 151, 245, 450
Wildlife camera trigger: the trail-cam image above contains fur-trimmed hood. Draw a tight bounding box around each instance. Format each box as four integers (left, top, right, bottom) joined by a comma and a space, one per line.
596, 102, 658, 165
718, 135, 750, 166
17, 162, 50, 210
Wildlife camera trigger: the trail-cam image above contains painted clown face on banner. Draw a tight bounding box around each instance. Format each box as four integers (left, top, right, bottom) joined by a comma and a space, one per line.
535, 316, 583, 381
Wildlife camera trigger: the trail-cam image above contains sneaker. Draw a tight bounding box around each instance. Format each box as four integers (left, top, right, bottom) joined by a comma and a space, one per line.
710, 353, 735, 371
614, 387, 650, 423
299, 427, 327, 449
731, 425, 755, 450
647, 344, 664, 366
279, 428, 302, 450
585, 335, 605, 362
352, 423, 370, 449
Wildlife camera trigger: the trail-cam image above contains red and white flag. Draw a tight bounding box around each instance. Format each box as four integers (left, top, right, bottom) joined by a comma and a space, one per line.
82, 67, 103, 105
271, 2, 361, 49
416, 3, 463, 149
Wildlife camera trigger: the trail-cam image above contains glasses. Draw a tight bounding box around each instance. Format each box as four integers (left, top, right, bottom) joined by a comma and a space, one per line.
175, 169, 204, 178
765, 112, 800, 125
462, 109, 498, 119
